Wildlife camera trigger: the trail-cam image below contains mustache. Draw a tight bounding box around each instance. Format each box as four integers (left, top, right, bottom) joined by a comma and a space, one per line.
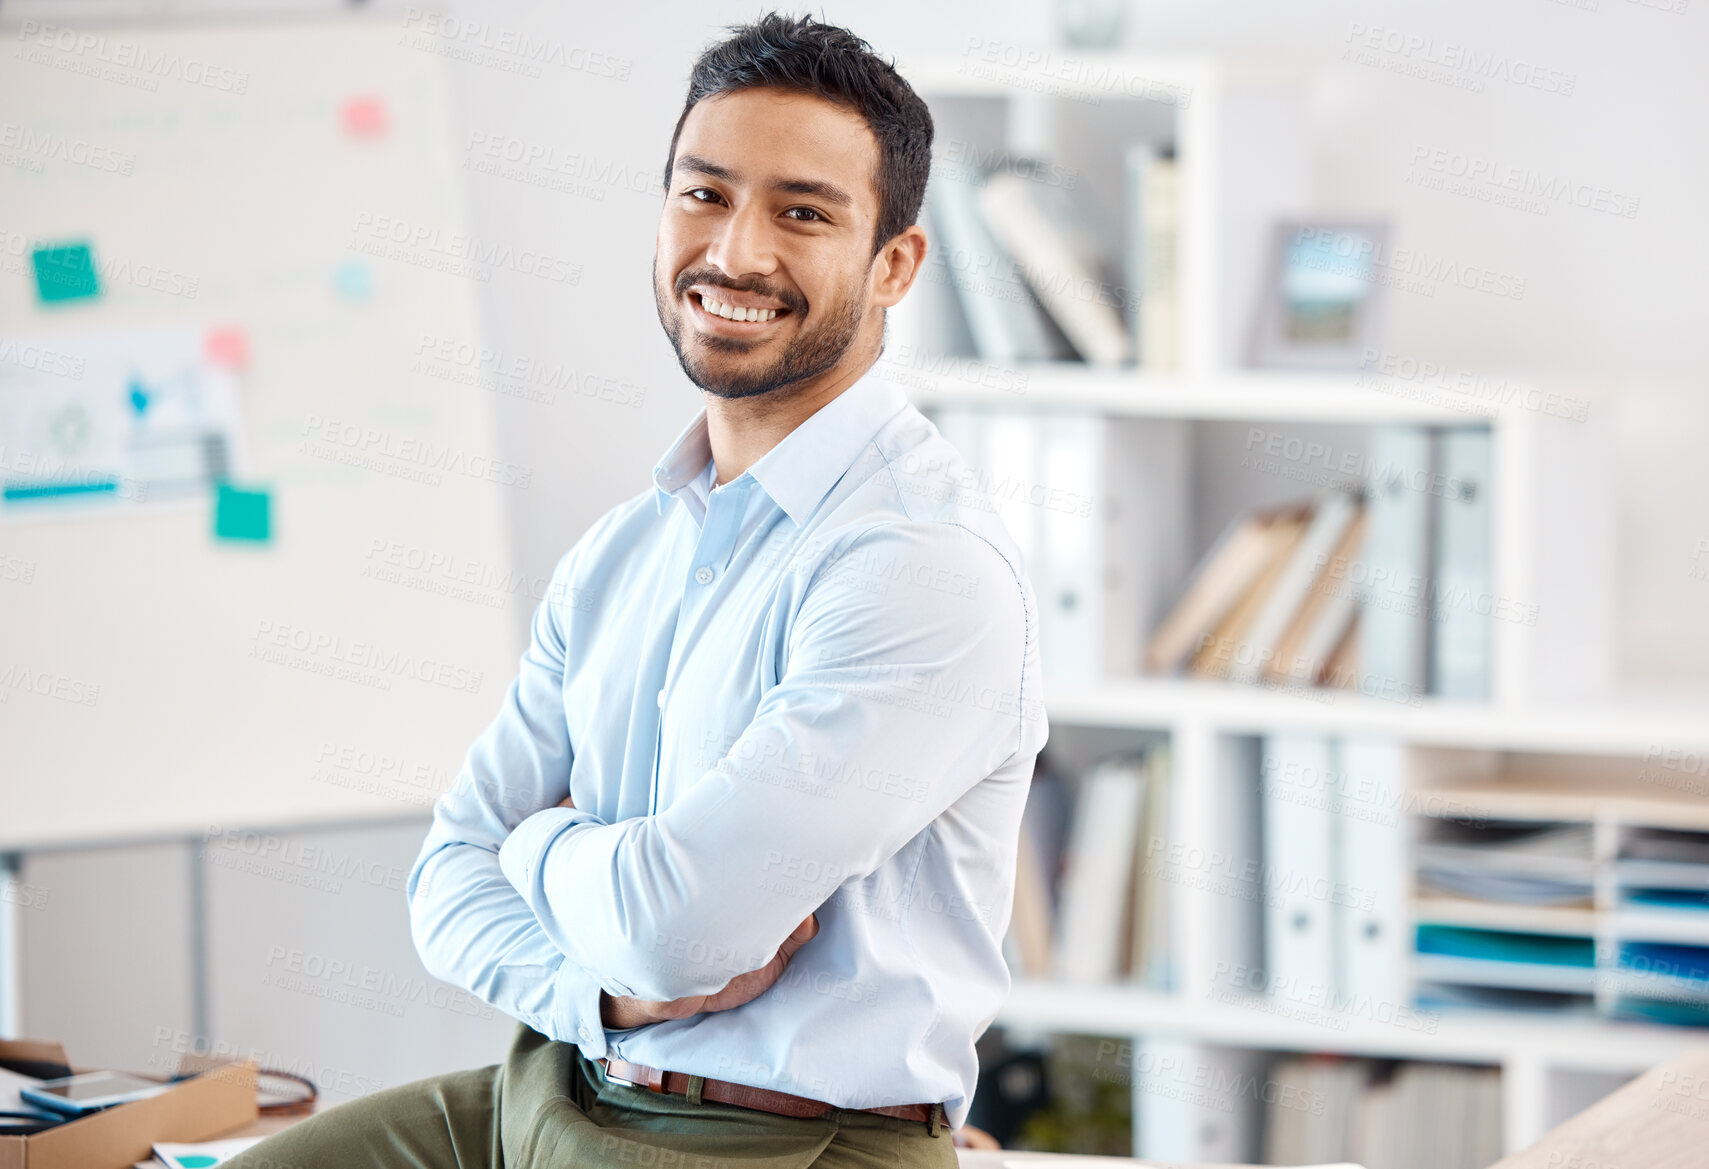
673, 269, 808, 316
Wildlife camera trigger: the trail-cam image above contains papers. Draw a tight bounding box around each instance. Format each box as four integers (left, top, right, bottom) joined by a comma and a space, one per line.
0, 325, 247, 521
151, 1137, 266, 1167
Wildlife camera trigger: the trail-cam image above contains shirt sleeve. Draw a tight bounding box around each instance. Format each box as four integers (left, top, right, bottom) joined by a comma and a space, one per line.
404, 542, 622, 1059
496, 520, 1042, 1003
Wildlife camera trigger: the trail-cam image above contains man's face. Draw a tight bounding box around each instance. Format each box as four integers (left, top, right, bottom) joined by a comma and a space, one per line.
653, 88, 884, 400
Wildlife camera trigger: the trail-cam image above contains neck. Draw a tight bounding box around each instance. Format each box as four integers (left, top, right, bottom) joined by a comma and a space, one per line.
703, 326, 882, 486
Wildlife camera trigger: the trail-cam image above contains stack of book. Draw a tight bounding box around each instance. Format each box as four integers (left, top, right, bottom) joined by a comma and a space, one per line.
1003, 747, 1173, 988
918, 146, 1179, 369
1263, 1056, 1502, 1169
1146, 491, 1366, 690
1146, 423, 1496, 702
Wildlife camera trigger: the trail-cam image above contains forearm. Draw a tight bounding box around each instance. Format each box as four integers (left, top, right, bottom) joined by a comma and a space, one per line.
407, 835, 619, 1057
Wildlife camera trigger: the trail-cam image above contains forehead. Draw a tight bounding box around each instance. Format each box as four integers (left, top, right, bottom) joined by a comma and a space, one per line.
675, 88, 880, 212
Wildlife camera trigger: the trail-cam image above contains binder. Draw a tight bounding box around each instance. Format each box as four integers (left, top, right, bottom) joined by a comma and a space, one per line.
1262, 732, 1338, 999
1431, 426, 1494, 700
1134, 1038, 1266, 1162
1359, 426, 1433, 699
1335, 737, 1410, 1011
1035, 413, 1103, 683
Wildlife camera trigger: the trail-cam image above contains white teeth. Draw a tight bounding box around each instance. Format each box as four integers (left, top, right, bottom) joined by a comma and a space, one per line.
698, 295, 779, 322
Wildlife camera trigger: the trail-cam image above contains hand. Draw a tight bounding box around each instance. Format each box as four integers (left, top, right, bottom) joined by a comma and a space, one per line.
600, 913, 819, 1029
952, 1123, 1000, 1149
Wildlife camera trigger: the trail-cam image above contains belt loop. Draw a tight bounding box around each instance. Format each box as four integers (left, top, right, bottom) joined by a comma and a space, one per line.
928, 1102, 947, 1138
686, 1074, 704, 1106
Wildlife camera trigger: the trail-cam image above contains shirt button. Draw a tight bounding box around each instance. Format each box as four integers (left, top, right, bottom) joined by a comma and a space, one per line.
656, 689, 665, 708
694, 565, 714, 585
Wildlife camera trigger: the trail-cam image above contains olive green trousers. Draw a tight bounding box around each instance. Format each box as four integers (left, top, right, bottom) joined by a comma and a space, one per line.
223, 1024, 959, 1169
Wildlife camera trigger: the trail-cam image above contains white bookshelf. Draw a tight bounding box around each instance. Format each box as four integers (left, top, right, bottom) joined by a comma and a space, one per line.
893, 47, 1690, 1161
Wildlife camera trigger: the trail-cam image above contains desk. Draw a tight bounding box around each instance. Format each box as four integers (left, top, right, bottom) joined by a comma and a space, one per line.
216, 1046, 1709, 1168
1487, 1044, 1709, 1169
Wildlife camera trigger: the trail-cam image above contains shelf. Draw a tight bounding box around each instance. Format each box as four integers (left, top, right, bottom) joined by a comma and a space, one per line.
899, 364, 1500, 424
895, 51, 1217, 102
1415, 898, 1599, 938
1410, 775, 1709, 832
1042, 676, 1709, 755
996, 979, 1691, 1073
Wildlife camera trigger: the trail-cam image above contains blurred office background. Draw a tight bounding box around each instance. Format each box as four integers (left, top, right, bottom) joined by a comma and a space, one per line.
1, 1, 1706, 1164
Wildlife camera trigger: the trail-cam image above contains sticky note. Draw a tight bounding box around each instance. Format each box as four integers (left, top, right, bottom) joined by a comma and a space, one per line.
32, 242, 101, 304
333, 256, 372, 302
214, 483, 271, 542
205, 325, 250, 370
341, 95, 389, 139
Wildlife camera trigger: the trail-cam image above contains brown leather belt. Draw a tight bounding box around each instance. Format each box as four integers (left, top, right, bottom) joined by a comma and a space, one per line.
597, 1057, 942, 1128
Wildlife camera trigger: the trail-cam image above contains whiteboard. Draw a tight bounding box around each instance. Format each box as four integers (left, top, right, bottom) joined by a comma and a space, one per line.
0, 16, 526, 848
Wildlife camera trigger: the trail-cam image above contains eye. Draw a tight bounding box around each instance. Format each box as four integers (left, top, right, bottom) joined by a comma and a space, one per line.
684, 187, 725, 205
783, 206, 825, 222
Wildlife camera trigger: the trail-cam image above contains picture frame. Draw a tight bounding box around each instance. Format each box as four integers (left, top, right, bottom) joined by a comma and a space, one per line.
1248, 220, 1391, 370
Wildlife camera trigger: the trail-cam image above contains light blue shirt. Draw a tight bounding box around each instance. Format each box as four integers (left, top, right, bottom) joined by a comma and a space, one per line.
406, 370, 1048, 1128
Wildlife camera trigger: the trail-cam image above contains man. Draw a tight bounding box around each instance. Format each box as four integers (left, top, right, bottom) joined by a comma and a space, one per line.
228, 13, 1045, 1168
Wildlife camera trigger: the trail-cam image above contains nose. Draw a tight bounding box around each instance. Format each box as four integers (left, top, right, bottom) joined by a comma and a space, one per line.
704, 201, 777, 281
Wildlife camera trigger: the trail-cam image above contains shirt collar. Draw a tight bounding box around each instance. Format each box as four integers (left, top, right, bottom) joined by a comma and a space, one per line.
651, 370, 908, 526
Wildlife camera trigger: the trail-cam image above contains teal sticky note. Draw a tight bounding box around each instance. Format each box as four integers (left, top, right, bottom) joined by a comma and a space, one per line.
333, 256, 372, 301
214, 483, 271, 542
32, 242, 102, 304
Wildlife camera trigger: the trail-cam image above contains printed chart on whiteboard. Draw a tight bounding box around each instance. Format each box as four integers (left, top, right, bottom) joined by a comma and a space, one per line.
0, 325, 248, 520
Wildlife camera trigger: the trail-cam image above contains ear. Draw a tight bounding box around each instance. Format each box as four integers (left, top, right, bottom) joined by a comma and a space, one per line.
869, 224, 929, 310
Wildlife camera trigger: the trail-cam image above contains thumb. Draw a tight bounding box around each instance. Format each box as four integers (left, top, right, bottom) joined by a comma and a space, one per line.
778, 913, 819, 958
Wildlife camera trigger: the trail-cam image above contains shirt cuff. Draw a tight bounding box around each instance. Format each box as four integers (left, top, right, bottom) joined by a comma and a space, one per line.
497, 806, 588, 896
552, 957, 612, 1061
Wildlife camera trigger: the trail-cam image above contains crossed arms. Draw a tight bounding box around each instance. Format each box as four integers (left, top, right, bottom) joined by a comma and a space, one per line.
405, 521, 1029, 1052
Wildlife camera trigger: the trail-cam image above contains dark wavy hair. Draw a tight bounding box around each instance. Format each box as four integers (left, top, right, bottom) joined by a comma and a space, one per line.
664, 12, 934, 256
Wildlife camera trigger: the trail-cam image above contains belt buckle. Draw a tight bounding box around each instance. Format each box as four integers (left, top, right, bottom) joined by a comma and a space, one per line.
601, 1060, 643, 1090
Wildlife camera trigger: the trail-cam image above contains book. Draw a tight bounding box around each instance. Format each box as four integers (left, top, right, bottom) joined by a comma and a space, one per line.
979, 169, 1134, 365
1146, 505, 1296, 675
1054, 754, 1149, 982
926, 167, 1062, 363
1124, 742, 1173, 987
1190, 505, 1312, 678
1268, 505, 1369, 684
1136, 151, 1179, 372
1229, 490, 1361, 684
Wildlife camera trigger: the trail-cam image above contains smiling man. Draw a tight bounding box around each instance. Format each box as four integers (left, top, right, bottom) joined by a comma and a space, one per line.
227, 13, 1045, 1169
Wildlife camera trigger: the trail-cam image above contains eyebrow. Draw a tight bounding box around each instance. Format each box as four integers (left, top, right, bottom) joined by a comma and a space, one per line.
674, 153, 855, 208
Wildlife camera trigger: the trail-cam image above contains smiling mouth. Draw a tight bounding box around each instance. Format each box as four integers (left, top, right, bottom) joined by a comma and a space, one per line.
688, 290, 792, 329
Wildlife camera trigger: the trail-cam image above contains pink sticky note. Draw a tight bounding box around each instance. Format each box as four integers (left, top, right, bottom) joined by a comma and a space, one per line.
206, 325, 250, 371
342, 95, 389, 139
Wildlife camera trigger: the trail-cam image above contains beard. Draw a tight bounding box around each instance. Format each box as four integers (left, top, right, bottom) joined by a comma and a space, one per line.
654, 261, 867, 400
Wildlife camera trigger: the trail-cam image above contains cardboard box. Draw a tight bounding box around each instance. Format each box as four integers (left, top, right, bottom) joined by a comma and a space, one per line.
0, 1038, 256, 1169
